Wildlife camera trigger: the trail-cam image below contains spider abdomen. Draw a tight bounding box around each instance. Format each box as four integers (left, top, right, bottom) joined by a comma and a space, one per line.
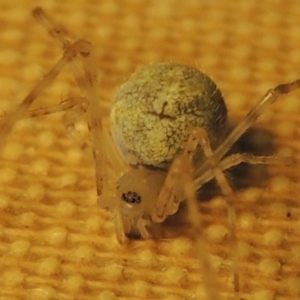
111, 62, 228, 169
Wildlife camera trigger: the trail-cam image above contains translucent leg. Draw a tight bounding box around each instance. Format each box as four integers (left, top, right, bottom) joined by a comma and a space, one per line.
27, 97, 86, 118
181, 152, 220, 300
32, 7, 108, 199
157, 129, 221, 300
194, 153, 297, 190
0, 39, 92, 154
190, 128, 240, 299
194, 78, 300, 183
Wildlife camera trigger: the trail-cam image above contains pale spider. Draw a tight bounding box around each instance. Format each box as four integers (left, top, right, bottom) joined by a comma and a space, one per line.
0, 8, 299, 299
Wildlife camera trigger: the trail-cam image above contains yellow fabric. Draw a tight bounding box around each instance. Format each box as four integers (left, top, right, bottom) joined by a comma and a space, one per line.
0, 1, 300, 299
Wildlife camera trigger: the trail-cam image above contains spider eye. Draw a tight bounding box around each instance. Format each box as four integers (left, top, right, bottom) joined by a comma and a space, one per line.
121, 191, 142, 204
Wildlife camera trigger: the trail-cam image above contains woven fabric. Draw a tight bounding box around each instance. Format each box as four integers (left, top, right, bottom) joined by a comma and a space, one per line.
0, 1, 300, 299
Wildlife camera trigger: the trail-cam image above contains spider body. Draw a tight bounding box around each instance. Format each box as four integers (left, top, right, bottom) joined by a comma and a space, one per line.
1, 7, 300, 299
109, 62, 229, 238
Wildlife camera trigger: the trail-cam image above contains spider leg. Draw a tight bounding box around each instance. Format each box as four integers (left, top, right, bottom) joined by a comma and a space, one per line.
155, 130, 286, 224
154, 127, 240, 298
0, 39, 91, 153
32, 7, 110, 199
78, 49, 109, 199
194, 153, 297, 190
190, 128, 240, 298
154, 129, 221, 300
220, 153, 296, 170
152, 157, 184, 222
26, 97, 86, 118
32, 7, 74, 48
194, 78, 300, 183
113, 208, 127, 244
97, 121, 130, 211
180, 153, 220, 300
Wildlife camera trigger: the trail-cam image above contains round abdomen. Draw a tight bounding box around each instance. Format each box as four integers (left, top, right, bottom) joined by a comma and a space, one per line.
110, 62, 228, 169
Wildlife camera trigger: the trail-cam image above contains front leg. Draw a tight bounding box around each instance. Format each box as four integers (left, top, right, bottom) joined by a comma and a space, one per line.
152, 126, 240, 298
152, 127, 222, 222
152, 127, 222, 300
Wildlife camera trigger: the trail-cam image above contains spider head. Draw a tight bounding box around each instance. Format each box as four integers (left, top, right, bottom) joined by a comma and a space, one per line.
114, 167, 166, 239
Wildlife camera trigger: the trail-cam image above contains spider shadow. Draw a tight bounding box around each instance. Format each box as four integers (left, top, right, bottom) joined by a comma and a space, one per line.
147, 123, 278, 240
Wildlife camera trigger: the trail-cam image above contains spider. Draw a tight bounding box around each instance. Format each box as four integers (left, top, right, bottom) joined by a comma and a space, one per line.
0, 7, 299, 300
